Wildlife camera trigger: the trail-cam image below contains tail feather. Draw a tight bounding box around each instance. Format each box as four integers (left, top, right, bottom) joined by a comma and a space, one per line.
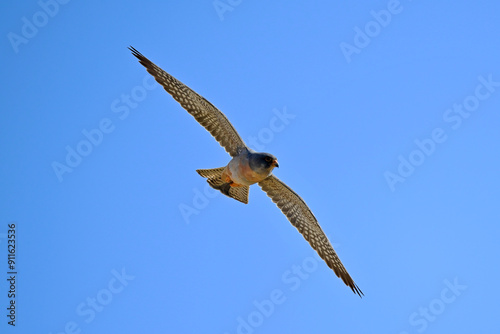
196, 167, 249, 204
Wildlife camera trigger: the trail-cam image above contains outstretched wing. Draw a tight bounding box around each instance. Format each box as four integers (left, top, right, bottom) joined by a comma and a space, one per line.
129, 47, 247, 157
258, 175, 363, 297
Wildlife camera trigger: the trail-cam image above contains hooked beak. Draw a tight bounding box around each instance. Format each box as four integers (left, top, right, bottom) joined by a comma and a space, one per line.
273, 160, 279, 168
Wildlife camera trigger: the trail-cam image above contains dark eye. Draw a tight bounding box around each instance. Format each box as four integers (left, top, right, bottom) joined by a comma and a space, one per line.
265, 157, 272, 162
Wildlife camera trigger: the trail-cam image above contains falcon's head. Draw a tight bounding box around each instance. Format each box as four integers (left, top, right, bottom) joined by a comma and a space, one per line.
249, 152, 279, 176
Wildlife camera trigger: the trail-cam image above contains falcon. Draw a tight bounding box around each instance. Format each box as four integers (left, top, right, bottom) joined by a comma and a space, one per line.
129, 47, 363, 297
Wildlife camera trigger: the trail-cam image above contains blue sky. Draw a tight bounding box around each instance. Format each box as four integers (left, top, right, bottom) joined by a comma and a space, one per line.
1, 1, 499, 333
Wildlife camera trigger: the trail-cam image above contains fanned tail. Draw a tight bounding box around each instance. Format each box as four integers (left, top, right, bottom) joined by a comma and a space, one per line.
196, 167, 249, 204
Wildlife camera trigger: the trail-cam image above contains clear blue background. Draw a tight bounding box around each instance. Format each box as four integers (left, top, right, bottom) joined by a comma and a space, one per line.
1, 1, 499, 333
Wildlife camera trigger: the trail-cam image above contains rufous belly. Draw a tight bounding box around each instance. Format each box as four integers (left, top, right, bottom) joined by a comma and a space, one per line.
220, 156, 268, 187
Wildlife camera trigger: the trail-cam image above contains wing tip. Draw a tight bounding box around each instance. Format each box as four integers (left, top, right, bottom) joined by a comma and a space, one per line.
338, 269, 363, 298
338, 270, 364, 298
128, 46, 152, 68
351, 283, 364, 298
128, 45, 142, 58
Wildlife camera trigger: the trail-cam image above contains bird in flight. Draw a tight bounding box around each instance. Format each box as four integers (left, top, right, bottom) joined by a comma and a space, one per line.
129, 47, 363, 297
